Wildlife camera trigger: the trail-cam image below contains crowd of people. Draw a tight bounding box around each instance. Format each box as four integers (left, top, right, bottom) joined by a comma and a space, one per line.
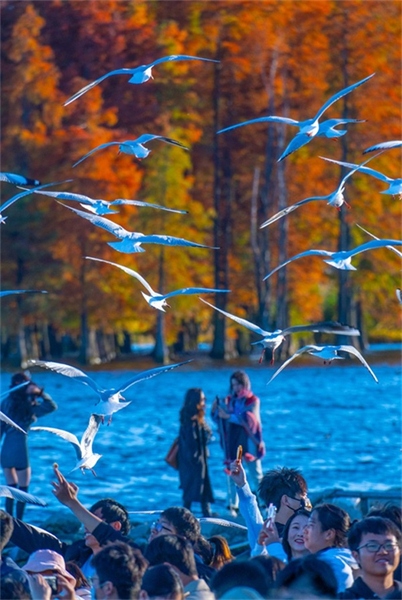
1, 370, 401, 599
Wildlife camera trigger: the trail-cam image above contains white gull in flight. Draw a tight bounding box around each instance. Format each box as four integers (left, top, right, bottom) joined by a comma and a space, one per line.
86, 256, 230, 311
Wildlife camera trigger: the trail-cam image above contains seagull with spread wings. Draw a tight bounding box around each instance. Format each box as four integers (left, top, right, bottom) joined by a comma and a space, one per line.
73, 134, 188, 167
22, 188, 187, 216
264, 239, 402, 281
260, 154, 375, 229
200, 298, 359, 364
320, 156, 402, 196
64, 54, 219, 105
32, 414, 103, 476
267, 344, 378, 385
86, 256, 230, 311
28, 359, 191, 423
363, 140, 402, 154
58, 203, 216, 254
218, 117, 365, 138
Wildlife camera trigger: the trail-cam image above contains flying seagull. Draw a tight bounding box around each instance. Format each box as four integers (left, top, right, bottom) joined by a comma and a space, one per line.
320, 156, 402, 196
0, 381, 30, 434
363, 140, 402, 154
260, 154, 375, 229
198, 517, 248, 531
218, 117, 365, 138
86, 256, 230, 311
0, 290, 48, 298
264, 239, 402, 281
0, 180, 72, 224
200, 298, 359, 364
64, 55, 219, 105
21, 188, 188, 216
277, 73, 374, 161
28, 359, 192, 423
58, 203, 216, 254
0, 172, 40, 186
73, 134, 188, 167
0, 485, 47, 506
267, 344, 378, 384
32, 414, 103, 476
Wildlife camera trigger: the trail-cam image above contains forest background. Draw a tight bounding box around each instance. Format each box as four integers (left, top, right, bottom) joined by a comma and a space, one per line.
1, 0, 401, 365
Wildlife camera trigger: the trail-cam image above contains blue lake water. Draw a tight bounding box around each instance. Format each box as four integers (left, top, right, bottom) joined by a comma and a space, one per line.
1, 360, 401, 522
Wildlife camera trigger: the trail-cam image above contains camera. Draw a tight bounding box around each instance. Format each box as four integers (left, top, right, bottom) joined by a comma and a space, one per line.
43, 575, 58, 595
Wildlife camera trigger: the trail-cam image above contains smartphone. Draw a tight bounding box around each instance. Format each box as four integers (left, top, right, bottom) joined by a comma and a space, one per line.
266, 503, 277, 525
43, 576, 58, 595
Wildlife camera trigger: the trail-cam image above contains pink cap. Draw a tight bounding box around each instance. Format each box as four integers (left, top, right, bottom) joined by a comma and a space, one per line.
23, 549, 76, 585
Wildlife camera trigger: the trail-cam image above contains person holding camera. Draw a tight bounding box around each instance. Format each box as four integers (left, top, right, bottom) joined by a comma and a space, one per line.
0, 372, 57, 519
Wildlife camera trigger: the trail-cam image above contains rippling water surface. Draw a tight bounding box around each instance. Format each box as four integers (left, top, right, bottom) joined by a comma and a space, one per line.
1, 360, 400, 521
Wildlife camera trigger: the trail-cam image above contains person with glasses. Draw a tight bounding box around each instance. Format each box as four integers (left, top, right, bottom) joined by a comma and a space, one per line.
178, 388, 214, 517
303, 503, 358, 593
340, 516, 402, 599
91, 541, 147, 600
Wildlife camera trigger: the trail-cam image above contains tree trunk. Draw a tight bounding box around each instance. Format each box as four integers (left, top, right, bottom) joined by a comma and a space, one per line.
153, 249, 168, 363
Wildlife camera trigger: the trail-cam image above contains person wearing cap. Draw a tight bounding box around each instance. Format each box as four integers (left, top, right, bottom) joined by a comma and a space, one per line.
23, 548, 77, 599
1, 372, 57, 519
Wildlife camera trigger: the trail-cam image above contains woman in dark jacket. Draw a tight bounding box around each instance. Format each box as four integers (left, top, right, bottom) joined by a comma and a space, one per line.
0, 372, 57, 518
178, 388, 214, 517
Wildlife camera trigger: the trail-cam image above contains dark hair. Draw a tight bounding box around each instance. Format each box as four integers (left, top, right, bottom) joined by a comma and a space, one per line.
144, 534, 197, 577
0, 578, 31, 600
258, 467, 307, 510
179, 388, 206, 426
366, 504, 402, 531
65, 561, 90, 590
274, 555, 337, 598
141, 564, 184, 598
193, 535, 214, 565
90, 498, 131, 535
348, 516, 402, 552
312, 504, 351, 548
210, 560, 271, 597
208, 535, 234, 569
161, 507, 201, 543
250, 555, 286, 586
281, 508, 311, 561
0, 509, 14, 551
91, 541, 147, 600
6, 373, 33, 422
230, 370, 251, 392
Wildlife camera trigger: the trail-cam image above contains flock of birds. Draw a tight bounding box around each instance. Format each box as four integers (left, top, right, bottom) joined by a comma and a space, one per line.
1, 53, 401, 488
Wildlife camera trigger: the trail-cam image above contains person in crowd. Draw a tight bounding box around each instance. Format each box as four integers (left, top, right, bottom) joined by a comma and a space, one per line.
0, 509, 31, 595
178, 388, 214, 517
140, 564, 185, 600
65, 562, 91, 600
1, 372, 57, 519
23, 548, 77, 600
366, 504, 402, 581
250, 555, 286, 587
145, 534, 215, 600
228, 457, 310, 561
148, 506, 215, 582
340, 516, 402, 599
303, 503, 357, 593
91, 541, 147, 600
272, 554, 338, 599
9, 466, 135, 579
211, 370, 265, 514
207, 535, 234, 570
209, 559, 272, 598
279, 509, 311, 561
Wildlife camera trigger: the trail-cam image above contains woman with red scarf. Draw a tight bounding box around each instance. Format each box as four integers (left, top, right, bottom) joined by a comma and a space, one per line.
212, 370, 265, 515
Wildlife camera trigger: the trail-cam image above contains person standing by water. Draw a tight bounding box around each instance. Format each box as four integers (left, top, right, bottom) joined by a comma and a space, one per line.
0, 372, 57, 519
212, 370, 265, 515
178, 388, 214, 517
